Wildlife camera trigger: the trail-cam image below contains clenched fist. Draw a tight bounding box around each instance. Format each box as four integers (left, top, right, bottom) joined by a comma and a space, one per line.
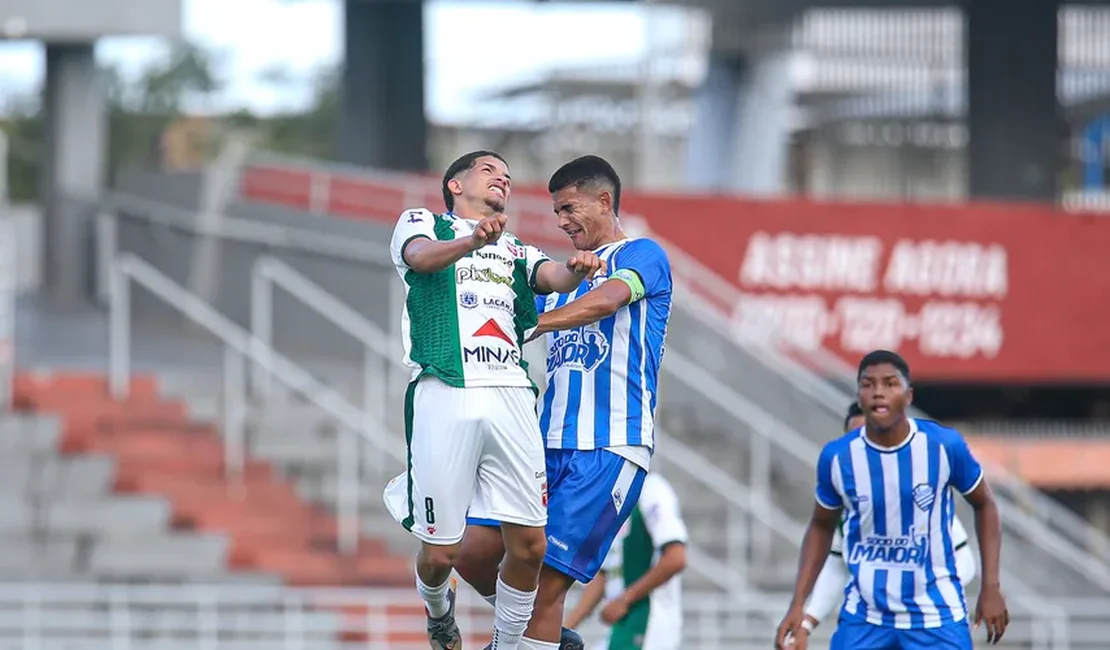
566, 251, 606, 280
470, 213, 508, 249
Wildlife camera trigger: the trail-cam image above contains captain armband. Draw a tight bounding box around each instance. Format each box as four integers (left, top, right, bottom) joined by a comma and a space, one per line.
611, 269, 645, 302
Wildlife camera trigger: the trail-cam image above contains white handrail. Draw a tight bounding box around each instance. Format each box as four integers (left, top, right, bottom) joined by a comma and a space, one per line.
108, 253, 399, 554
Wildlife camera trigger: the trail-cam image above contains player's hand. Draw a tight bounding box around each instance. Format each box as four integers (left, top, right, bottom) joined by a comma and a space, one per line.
599, 596, 629, 625
470, 213, 507, 249
565, 252, 606, 280
790, 626, 810, 650
775, 606, 805, 649
974, 583, 1009, 644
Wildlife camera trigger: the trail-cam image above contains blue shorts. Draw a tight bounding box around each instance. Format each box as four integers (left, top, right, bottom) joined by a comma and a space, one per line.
831, 619, 972, 650
467, 447, 647, 583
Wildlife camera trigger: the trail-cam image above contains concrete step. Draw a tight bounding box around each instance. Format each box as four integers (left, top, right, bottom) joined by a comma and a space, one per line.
0, 415, 63, 452
0, 495, 172, 539
88, 534, 230, 580
0, 455, 117, 499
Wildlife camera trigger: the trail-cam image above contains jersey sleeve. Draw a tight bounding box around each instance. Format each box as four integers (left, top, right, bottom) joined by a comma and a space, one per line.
815, 443, 843, 510
390, 208, 437, 269
612, 238, 672, 302
524, 243, 553, 291
946, 433, 984, 495
641, 478, 688, 548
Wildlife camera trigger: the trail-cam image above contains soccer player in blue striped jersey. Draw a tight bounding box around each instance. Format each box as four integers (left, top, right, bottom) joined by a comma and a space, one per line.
776, 350, 1009, 650
457, 155, 672, 650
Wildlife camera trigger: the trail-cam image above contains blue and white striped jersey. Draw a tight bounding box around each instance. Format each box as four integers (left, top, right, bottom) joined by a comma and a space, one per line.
536, 238, 672, 464
815, 418, 983, 629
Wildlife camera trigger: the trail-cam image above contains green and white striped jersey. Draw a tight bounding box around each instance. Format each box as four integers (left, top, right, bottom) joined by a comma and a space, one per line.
389, 208, 551, 389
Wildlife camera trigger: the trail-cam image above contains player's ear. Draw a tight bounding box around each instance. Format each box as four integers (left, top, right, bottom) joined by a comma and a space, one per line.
448, 177, 464, 199
905, 386, 914, 408
598, 189, 612, 213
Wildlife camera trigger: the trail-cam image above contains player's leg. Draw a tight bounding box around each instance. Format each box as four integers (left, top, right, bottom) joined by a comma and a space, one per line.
459, 511, 584, 650
456, 517, 506, 604
394, 377, 484, 648
897, 622, 973, 650
829, 619, 899, 650
477, 385, 550, 650
526, 448, 647, 646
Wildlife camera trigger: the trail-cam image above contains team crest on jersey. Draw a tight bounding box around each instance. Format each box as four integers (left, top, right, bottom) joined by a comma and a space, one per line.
912, 483, 935, 511
547, 327, 611, 373
459, 291, 479, 309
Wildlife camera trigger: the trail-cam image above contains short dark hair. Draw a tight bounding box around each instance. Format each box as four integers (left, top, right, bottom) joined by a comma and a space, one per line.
442, 150, 506, 212
844, 402, 865, 431
857, 349, 911, 384
547, 155, 622, 214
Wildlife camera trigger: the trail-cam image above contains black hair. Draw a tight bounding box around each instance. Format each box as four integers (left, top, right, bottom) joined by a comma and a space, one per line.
547, 155, 622, 215
857, 349, 911, 385
442, 150, 506, 212
844, 402, 865, 431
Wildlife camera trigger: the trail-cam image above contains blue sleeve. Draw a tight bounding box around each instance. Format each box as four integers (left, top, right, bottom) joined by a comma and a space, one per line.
534, 294, 546, 314
946, 433, 984, 495
815, 443, 843, 510
614, 239, 671, 299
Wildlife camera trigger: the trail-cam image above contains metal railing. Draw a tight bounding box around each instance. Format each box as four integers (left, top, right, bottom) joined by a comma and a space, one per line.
107, 252, 399, 554
0, 582, 1102, 650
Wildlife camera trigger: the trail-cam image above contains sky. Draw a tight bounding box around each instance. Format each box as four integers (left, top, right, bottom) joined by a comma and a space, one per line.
0, 0, 703, 123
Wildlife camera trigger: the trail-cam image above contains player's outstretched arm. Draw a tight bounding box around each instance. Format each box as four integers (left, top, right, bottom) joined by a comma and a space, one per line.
533, 251, 606, 294
776, 503, 841, 650
965, 479, 1009, 644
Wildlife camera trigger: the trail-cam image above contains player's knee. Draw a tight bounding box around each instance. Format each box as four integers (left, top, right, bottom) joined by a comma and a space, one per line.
418, 542, 461, 575
456, 527, 505, 589
504, 525, 547, 569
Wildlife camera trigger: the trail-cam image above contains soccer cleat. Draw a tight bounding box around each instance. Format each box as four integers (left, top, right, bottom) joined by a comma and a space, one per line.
427, 577, 463, 649
559, 627, 585, 650
482, 627, 583, 650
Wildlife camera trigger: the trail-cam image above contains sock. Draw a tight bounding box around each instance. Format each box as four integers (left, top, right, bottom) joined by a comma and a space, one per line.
490, 575, 536, 650
416, 567, 451, 619
483, 593, 497, 607
520, 638, 560, 650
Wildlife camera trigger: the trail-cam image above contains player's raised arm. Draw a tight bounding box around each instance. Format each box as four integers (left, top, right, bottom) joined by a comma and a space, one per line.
950, 434, 1008, 644
532, 250, 606, 294
777, 445, 843, 650
530, 238, 670, 338
393, 209, 507, 274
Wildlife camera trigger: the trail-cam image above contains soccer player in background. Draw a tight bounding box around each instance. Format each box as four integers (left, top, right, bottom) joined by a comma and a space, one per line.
382, 151, 605, 650
455, 155, 674, 650
563, 471, 689, 650
790, 402, 979, 649
776, 350, 1009, 650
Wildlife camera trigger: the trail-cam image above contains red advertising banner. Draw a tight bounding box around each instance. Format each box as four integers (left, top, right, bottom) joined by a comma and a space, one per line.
241, 164, 1110, 383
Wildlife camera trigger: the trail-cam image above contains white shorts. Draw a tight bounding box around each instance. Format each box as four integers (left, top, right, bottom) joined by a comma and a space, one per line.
383, 376, 547, 545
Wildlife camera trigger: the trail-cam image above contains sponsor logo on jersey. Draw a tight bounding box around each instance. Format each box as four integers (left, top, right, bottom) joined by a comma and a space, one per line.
405, 211, 424, 223
912, 483, 935, 511
474, 249, 514, 269
848, 529, 929, 569
457, 265, 513, 287
483, 296, 513, 313
459, 291, 478, 309
464, 319, 520, 368
505, 241, 525, 259
547, 327, 611, 373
